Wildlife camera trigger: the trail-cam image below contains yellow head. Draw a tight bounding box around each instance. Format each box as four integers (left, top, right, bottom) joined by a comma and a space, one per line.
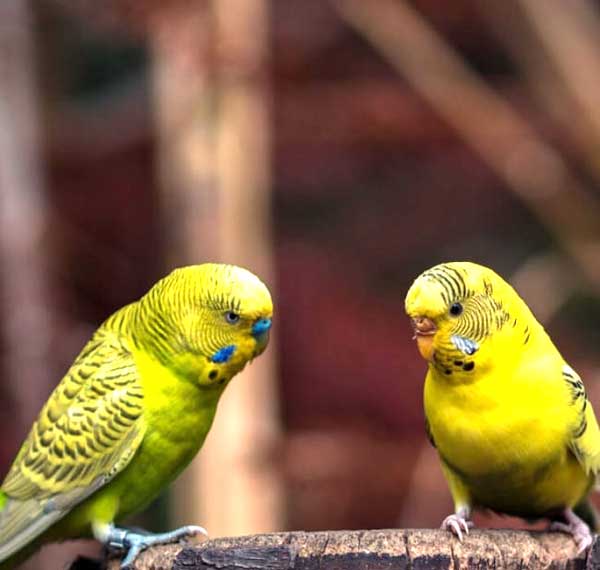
405, 261, 533, 380
137, 263, 273, 387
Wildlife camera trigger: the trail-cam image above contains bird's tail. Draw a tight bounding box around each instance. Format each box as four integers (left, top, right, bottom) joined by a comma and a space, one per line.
574, 498, 599, 532
0, 490, 44, 570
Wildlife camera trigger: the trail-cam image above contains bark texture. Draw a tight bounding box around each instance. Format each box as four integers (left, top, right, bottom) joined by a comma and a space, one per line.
67, 528, 596, 570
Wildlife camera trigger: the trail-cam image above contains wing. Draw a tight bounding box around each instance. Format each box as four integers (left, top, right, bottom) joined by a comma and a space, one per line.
0, 329, 145, 561
563, 365, 600, 477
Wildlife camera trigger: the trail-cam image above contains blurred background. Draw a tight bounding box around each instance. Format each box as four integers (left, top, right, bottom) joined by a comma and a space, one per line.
3, 0, 600, 567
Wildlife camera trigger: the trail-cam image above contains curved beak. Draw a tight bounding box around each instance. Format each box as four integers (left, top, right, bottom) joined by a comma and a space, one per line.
410, 317, 437, 362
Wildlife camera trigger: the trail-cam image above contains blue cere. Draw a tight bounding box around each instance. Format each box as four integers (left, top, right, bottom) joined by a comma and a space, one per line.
252, 317, 272, 337
451, 335, 479, 356
211, 344, 237, 364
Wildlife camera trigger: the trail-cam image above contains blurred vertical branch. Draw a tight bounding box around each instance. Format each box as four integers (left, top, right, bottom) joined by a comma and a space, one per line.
203, 0, 283, 536
331, 0, 600, 289
0, 0, 53, 435
151, 0, 283, 536
152, 4, 218, 264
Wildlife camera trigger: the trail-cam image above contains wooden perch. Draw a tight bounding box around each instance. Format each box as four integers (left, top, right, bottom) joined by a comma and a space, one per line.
68, 528, 595, 570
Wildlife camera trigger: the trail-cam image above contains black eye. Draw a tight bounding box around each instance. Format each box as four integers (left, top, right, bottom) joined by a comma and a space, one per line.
225, 311, 240, 324
449, 302, 463, 317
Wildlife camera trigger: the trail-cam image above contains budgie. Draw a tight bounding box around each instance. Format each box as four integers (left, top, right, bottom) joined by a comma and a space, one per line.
405, 261, 600, 551
0, 263, 273, 569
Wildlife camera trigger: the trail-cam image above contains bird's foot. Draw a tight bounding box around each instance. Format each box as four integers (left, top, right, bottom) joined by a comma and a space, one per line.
95, 523, 208, 569
441, 509, 473, 542
549, 509, 593, 553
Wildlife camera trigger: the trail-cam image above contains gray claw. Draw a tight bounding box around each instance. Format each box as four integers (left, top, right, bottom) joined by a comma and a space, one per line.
450, 519, 463, 541
120, 543, 142, 569
549, 509, 593, 554
100, 523, 209, 569
174, 524, 209, 544
441, 513, 473, 542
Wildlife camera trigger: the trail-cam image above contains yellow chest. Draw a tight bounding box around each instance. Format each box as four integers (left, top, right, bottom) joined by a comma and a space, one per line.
424, 361, 573, 477
107, 350, 224, 518
424, 359, 591, 515
135, 349, 224, 453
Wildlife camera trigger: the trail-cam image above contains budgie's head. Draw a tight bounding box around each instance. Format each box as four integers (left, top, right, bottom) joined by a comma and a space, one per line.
405, 262, 530, 379
140, 263, 273, 387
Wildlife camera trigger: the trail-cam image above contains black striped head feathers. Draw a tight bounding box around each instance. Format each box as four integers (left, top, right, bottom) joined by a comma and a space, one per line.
405, 262, 516, 374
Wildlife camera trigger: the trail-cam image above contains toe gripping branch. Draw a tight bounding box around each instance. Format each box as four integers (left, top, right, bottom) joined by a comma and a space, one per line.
102, 524, 208, 569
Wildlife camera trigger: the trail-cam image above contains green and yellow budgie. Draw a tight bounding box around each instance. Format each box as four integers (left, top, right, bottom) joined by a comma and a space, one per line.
0, 263, 273, 569
405, 261, 600, 551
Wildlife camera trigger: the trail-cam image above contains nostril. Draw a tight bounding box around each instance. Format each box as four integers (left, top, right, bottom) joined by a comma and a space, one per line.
252, 318, 272, 336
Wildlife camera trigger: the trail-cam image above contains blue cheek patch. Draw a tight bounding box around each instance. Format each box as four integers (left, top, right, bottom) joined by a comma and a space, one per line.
211, 344, 237, 364
451, 335, 479, 356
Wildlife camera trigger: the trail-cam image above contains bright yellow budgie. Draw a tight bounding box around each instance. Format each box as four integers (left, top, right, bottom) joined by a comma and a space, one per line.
0, 263, 273, 569
405, 261, 600, 551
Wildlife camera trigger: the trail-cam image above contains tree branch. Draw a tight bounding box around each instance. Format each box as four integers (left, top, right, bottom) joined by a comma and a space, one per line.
68, 528, 593, 570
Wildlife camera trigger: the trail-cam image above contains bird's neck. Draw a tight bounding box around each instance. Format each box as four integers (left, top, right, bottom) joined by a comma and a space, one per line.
103, 301, 197, 376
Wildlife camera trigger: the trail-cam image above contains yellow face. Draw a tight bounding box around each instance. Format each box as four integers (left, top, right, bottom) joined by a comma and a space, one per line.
405, 262, 512, 378
150, 263, 273, 387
